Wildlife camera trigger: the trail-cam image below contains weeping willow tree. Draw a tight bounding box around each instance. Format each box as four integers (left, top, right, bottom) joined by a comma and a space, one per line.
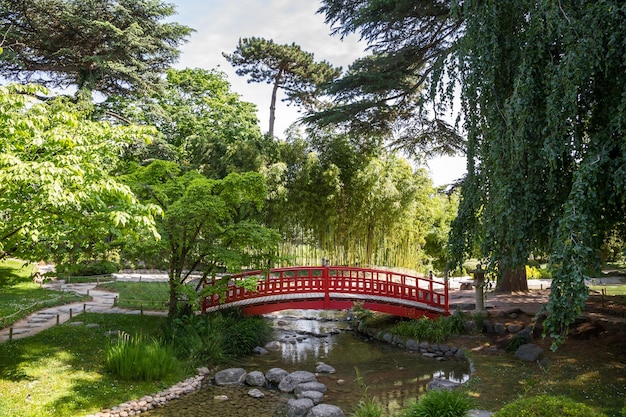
315, 0, 626, 347
447, 1, 626, 347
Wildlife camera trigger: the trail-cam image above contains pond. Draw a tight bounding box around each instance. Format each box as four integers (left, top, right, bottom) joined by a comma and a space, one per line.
143, 310, 471, 416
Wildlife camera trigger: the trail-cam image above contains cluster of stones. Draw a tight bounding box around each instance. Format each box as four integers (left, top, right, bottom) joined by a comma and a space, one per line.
84, 371, 208, 417
360, 327, 468, 361
213, 363, 344, 417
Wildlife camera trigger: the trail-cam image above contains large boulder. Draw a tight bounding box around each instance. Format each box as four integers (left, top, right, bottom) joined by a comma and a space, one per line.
515, 343, 544, 362
286, 398, 314, 417
214, 368, 246, 386
245, 370, 267, 387
307, 404, 345, 417
278, 371, 317, 393
266, 367, 289, 385
296, 390, 324, 404
294, 382, 327, 396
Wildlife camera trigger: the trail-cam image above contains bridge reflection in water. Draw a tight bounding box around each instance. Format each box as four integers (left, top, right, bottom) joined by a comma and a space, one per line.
202, 266, 448, 318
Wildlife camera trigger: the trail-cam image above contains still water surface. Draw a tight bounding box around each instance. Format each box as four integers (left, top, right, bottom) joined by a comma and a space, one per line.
144, 310, 470, 416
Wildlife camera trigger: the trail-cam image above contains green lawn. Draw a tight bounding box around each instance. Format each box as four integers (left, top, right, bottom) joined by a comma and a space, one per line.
0, 313, 192, 417
99, 281, 170, 310
0, 260, 88, 329
588, 284, 626, 296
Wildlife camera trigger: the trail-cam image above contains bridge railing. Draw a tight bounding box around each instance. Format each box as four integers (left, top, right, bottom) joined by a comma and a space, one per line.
203, 266, 448, 315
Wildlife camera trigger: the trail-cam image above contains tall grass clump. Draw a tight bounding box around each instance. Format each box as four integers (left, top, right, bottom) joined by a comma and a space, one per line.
401, 389, 474, 417
391, 313, 467, 343
168, 310, 273, 365
105, 333, 177, 381
351, 397, 385, 417
350, 368, 385, 417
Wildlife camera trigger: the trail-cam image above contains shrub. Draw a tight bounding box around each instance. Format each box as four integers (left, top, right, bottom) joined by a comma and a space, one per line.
105, 333, 177, 381
391, 314, 467, 343
169, 310, 273, 364
401, 389, 474, 417
494, 395, 605, 417
57, 260, 121, 276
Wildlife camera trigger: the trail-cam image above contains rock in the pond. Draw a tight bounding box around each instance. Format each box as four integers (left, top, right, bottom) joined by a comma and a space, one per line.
214, 368, 246, 385
266, 367, 289, 384
248, 388, 265, 398
515, 343, 544, 362
264, 340, 281, 351
307, 403, 345, 417
427, 378, 460, 391
297, 390, 324, 404
278, 371, 317, 393
246, 370, 267, 387
315, 362, 336, 374
252, 346, 269, 355
294, 381, 327, 395
286, 398, 314, 417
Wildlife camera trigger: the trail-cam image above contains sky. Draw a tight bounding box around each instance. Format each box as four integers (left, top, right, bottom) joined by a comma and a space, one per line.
168, 0, 466, 186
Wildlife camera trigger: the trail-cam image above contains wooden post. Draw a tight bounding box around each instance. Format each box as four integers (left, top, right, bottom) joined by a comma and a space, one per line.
56, 314, 60, 325
9, 327, 13, 341
83, 303, 86, 313
69, 308, 73, 319
140, 305, 144, 315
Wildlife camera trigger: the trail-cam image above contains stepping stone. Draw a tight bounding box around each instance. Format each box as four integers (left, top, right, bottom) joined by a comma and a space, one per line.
28, 317, 51, 323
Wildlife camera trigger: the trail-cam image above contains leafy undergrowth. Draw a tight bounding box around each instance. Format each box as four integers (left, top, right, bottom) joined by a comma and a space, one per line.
0, 313, 192, 417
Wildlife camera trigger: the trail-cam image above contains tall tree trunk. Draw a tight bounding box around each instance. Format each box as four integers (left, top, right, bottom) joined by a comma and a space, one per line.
496, 264, 529, 293
268, 69, 283, 138
168, 272, 178, 318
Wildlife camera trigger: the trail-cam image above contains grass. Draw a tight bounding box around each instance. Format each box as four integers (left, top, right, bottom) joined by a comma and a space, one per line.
588, 284, 626, 296
0, 313, 193, 417
98, 281, 169, 310
0, 259, 88, 329
390, 313, 467, 343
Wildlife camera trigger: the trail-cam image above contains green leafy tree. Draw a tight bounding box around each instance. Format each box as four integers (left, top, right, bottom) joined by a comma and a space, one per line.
223, 37, 341, 137
0, 84, 161, 263
122, 160, 280, 318
308, 0, 464, 156
103, 68, 269, 179
0, 0, 192, 98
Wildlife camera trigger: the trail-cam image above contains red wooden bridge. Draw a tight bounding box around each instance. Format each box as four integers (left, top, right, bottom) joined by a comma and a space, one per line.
202, 266, 449, 318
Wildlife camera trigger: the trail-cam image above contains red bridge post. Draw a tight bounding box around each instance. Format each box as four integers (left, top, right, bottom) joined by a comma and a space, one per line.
323, 265, 330, 309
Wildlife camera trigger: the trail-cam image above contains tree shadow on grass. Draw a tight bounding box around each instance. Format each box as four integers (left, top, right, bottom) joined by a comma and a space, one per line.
1, 313, 182, 416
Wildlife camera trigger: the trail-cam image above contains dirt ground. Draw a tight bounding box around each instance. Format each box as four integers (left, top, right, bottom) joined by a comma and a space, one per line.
447, 289, 626, 415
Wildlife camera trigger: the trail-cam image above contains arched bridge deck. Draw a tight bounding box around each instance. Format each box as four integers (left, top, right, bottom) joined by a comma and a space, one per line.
202, 266, 449, 319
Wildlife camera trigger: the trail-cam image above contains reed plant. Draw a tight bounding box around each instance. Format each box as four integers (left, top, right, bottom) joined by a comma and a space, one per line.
105, 333, 177, 381
168, 310, 272, 365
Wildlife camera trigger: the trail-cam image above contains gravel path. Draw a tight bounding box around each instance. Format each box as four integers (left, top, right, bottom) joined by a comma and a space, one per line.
0, 281, 166, 343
